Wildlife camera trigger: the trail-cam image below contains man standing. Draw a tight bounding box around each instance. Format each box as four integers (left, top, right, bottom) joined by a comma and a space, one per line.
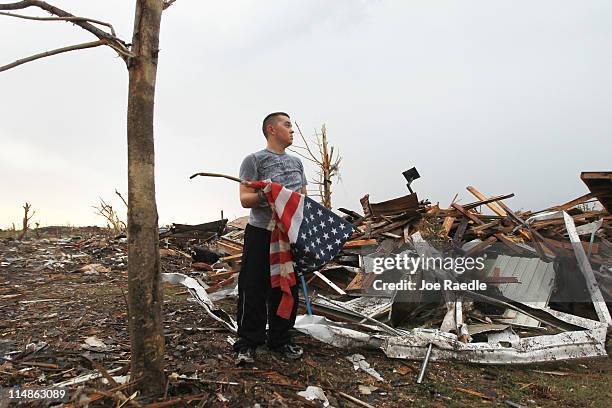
234, 112, 307, 365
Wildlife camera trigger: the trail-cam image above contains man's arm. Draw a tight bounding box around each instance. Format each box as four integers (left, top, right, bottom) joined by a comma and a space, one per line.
241, 184, 305, 208
239, 184, 262, 208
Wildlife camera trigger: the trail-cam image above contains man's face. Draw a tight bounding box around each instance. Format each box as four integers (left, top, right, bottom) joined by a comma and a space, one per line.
268, 115, 294, 147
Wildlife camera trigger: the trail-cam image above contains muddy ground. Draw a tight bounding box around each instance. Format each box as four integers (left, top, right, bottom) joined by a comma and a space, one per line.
0, 228, 610, 407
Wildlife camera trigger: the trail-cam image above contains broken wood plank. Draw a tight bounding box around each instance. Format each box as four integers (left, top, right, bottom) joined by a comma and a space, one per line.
463, 193, 515, 211
219, 253, 242, 263
452, 218, 469, 244
464, 236, 497, 257
471, 220, 501, 233
313, 271, 347, 295
466, 186, 507, 216
466, 186, 532, 241
344, 239, 377, 248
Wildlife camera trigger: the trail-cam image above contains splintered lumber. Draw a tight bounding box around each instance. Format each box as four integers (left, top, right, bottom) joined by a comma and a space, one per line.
442, 193, 459, 235
345, 272, 366, 291
208, 269, 239, 281
451, 203, 537, 256
471, 220, 501, 233
220, 253, 242, 264
464, 236, 497, 257
442, 215, 455, 235
337, 207, 363, 219
542, 238, 599, 254
206, 276, 236, 293
360, 194, 372, 218
466, 186, 534, 241
451, 203, 485, 225
543, 192, 597, 212
313, 271, 347, 295
217, 237, 243, 255
344, 239, 377, 248
462, 193, 515, 211
466, 186, 507, 216
452, 218, 469, 244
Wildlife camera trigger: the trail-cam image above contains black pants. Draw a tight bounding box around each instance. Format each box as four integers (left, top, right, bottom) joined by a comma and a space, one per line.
233, 224, 299, 351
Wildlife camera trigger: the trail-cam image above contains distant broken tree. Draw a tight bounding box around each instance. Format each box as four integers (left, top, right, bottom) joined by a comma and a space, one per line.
291, 123, 342, 209
0, 0, 175, 396
18, 202, 35, 240
93, 197, 127, 235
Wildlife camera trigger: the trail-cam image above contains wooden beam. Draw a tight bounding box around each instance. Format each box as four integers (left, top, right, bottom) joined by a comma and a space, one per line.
464, 236, 497, 257
551, 192, 596, 211
463, 193, 515, 211
466, 186, 507, 216
343, 239, 377, 248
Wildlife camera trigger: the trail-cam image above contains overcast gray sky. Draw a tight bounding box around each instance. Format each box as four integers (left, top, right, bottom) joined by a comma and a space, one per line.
1, 0, 610, 229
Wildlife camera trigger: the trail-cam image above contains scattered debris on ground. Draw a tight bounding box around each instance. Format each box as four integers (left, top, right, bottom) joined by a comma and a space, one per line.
1, 170, 610, 406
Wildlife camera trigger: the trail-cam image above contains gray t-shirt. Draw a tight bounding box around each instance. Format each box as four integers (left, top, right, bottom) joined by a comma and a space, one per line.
239, 149, 308, 229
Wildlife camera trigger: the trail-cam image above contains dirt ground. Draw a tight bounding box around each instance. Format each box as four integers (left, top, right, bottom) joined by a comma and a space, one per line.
0, 228, 610, 407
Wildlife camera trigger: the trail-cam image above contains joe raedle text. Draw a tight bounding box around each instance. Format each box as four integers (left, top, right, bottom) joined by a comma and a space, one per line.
372, 279, 487, 292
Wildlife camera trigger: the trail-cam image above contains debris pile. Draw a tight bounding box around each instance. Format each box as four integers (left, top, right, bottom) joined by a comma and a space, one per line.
185, 170, 611, 367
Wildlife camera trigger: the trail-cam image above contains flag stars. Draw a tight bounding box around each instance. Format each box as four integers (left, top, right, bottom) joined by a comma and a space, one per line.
331, 228, 338, 235
320, 221, 326, 228
313, 226, 318, 233
301, 233, 307, 240
323, 233, 329, 240
335, 239, 341, 245
306, 201, 312, 209
328, 216, 334, 223
316, 238, 321, 245
326, 244, 333, 251
339, 224, 346, 230
317, 209, 323, 216
343, 233, 349, 238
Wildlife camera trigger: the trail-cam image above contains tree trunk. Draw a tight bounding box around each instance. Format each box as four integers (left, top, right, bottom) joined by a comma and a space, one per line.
126, 0, 165, 396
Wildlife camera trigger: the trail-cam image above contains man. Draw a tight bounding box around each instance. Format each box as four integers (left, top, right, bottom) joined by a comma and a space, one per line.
234, 112, 307, 365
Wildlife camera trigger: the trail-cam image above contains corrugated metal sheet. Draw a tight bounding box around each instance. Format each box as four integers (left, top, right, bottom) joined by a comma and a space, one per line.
487, 255, 556, 327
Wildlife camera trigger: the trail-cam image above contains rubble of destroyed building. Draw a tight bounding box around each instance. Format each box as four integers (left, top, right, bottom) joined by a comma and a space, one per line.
0, 170, 610, 406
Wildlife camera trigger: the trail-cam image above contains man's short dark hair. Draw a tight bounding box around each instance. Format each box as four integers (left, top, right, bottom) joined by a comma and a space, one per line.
262, 112, 290, 138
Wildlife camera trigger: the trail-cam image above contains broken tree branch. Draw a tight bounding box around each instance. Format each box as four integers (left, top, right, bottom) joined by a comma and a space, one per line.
162, 0, 177, 10
288, 147, 320, 164
0, 1, 132, 63
189, 172, 242, 183
294, 122, 322, 166
0, 11, 117, 36
0, 40, 105, 73
115, 189, 128, 208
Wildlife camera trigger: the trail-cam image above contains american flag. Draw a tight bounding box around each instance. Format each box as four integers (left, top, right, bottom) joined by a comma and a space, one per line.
247, 180, 355, 319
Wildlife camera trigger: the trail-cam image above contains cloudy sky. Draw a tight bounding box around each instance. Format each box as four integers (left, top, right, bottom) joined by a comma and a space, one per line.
1, 0, 610, 229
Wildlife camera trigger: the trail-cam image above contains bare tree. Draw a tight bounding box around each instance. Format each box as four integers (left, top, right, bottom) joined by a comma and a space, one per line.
93, 197, 127, 235
0, 0, 171, 396
18, 202, 35, 240
290, 123, 342, 209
